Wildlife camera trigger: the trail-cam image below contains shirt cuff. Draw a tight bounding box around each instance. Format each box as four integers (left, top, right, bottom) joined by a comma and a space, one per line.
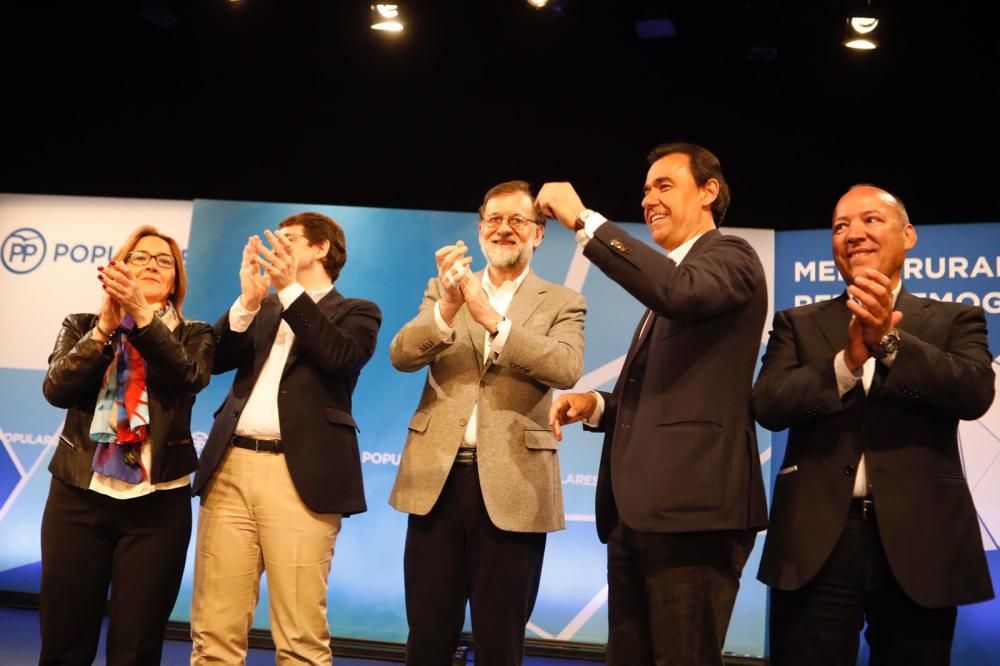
834, 350, 864, 398
574, 212, 608, 246
229, 296, 260, 333
433, 301, 456, 342
584, 391, 605, 427
277, 283, 305, 310
489, 317, 512, 355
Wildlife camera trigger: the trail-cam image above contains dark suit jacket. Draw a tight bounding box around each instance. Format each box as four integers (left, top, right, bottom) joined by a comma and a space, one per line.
583, 223, 769, 542
754, 290, 995, 607
43, 313, 214, 488
192, 288, 381, 515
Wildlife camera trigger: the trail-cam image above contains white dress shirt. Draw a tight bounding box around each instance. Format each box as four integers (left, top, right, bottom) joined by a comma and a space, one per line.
433, 264, 530, 447
231, 282, 333, 440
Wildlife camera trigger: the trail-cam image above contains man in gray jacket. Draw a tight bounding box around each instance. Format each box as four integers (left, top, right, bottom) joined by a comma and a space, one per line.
389, 180, 587, 666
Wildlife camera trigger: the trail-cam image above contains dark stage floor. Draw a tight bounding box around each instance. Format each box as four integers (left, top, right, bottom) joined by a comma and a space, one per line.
0, 606, 596, 665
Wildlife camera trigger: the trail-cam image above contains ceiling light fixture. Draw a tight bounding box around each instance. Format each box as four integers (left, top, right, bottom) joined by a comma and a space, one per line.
844, 1, 880, 50
371, 3, 404, 33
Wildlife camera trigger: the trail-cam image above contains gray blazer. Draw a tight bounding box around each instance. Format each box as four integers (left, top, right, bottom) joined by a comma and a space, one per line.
389, 269, 586, 533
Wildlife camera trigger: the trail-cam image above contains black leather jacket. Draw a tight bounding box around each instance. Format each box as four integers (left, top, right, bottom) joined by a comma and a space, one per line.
43, 313, 214, 489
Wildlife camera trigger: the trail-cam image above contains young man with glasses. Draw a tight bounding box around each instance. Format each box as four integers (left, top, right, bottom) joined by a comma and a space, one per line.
389, 180, 587, 665
190, 212, 381, 665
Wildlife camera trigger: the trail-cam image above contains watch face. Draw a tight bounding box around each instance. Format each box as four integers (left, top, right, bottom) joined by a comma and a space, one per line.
874, 330, 900, 359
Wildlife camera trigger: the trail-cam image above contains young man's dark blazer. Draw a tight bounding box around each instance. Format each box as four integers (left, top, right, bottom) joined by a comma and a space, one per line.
583, 223, 770, 541
754, 289, 995, 608
192, 288, 381, 515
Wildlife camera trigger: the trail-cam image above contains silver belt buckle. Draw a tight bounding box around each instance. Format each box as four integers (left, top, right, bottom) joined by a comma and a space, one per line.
455, 446, 477, 466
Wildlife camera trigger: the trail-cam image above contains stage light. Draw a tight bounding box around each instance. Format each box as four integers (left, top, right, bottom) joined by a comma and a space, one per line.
850, 16, 879, 33
844, 17, 878, 49
371, 3, 404, 32
526, 0, 568, 14
843, 1, 880, 50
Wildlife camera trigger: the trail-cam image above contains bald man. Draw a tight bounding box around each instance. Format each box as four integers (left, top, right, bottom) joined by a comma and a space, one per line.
753, 185, 995, 665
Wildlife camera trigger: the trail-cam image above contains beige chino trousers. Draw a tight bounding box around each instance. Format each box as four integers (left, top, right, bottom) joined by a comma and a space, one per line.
190, 446, 341, 665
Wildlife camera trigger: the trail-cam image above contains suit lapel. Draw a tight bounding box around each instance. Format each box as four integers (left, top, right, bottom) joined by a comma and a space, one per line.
505, 271, 546, 329
618, 232, 719, 375
894, 287, 928, 336
461, 290, 486, 372
618, 309, 652, 382
810, 293, 852, 354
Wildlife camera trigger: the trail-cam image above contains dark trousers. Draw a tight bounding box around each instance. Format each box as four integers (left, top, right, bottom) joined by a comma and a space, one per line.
403, 464, 547, 666
606, 520, 756, 666
39, 477, 192, 666
769, 512, 957, 666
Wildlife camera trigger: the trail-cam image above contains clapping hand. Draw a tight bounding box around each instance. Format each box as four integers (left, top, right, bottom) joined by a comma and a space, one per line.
239, 236, 271, 310
435, 241, 472, 325
844, 268, 903, 370
100, 262, 154, 327
256, 230, 299, 292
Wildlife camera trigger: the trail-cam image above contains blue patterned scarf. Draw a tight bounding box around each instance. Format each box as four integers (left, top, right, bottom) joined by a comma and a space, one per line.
89, 304, 173, 483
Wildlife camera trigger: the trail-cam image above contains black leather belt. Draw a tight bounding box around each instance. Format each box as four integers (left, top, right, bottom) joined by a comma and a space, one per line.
232, 435, 283, 454
848, 497, 875, 520
454, 446, 477, 466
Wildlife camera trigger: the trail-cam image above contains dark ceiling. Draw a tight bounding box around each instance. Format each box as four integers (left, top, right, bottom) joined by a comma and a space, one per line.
3, 0, 999, 230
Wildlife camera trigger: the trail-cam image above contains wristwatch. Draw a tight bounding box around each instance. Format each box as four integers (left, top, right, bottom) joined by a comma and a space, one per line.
870, 328, 900, 360
573, 209, 606, 232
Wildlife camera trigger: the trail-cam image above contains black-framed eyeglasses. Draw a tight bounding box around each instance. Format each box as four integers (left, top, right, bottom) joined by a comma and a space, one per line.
480, 214, 537, 230
125, 251, 176, 269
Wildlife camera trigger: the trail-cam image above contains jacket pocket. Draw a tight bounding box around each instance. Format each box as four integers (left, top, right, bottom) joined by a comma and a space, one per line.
407, 410, 430, 434
524, 429, 557, 450
58, 434, 77, 450
324, 407, 359, 432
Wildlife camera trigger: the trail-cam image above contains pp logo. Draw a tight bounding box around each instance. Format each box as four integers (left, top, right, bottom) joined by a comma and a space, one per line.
2, 227, 47, 274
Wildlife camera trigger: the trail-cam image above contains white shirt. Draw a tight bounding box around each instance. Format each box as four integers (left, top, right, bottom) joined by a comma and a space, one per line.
232, 282, 333, 440
834, 281, 902, 497
433, 264, 530, 446
582, 227, 709, 427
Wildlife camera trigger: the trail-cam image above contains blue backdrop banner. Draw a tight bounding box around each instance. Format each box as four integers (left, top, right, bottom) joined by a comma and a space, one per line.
3, 193, 996, 662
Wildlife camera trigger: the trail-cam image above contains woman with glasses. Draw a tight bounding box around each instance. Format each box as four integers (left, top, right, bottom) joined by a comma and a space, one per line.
39, 225, 214, 665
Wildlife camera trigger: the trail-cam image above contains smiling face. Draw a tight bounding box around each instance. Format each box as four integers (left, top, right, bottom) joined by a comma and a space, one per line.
478, 191, 544, 276
125, 235, 176, 306
832, 185, 917, 287
641, 152, 719, 252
